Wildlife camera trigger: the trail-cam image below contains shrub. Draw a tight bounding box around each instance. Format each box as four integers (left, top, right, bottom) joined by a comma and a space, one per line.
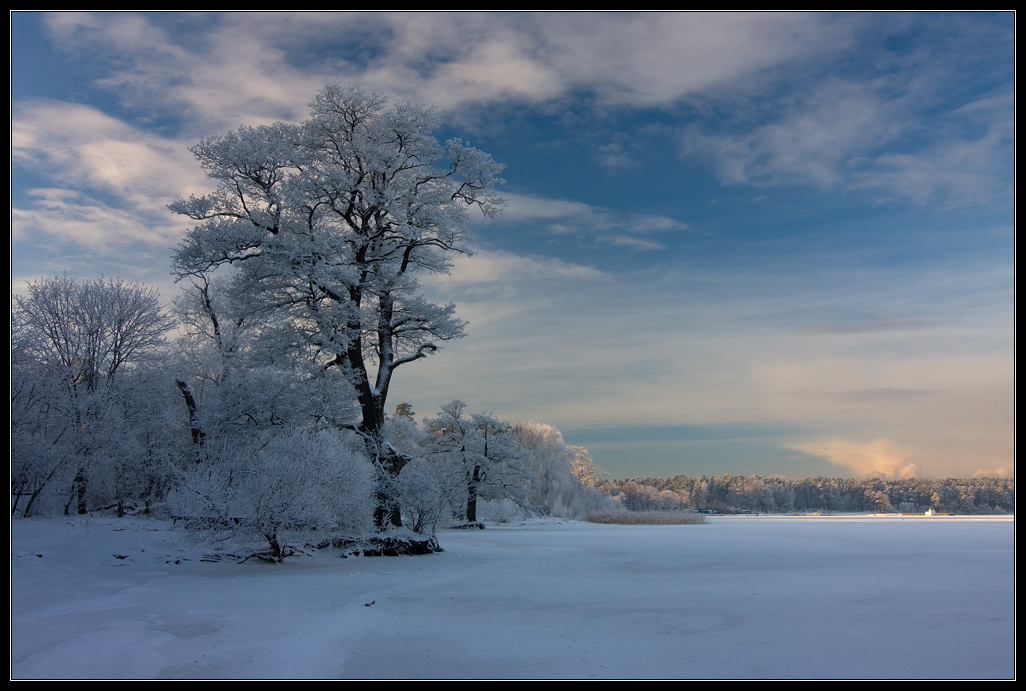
170, 427, 376, 560
584, 509, 706, 525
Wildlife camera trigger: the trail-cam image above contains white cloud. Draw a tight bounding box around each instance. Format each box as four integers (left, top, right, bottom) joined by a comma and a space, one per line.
11, 99, 204, 271
13, 189, 176, 248
852, 115, 1013, 206
12, 99, 203, 202
525, 12, 848, 107
440, 249, 606, 287
497, 193, 689, 250
39, 12, 847, 126
675, 23, 1013, 207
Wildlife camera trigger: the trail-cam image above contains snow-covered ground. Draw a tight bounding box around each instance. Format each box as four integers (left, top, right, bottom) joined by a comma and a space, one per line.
11, 514, 1014, 679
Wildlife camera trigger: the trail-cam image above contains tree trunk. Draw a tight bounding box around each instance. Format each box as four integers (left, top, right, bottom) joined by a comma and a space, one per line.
466, 465, 481, 523
373, 450, 409, 529
175, 380, 206, 450
74, 468, 88, 515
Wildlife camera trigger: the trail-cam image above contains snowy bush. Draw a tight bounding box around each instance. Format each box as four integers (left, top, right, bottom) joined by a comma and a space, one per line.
170, 428, 375, 560
477, 497, 531, 523
395, 459, 458, 535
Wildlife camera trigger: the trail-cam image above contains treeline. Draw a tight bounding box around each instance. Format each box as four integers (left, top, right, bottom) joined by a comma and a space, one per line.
599, 475, 1014, 515
9, 275, 614, 554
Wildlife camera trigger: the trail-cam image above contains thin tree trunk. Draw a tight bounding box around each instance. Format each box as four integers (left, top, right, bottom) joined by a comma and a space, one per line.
175, 380, 206, 450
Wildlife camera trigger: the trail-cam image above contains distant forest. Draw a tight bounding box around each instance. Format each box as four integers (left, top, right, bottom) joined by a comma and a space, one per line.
598, 475, 1014, 515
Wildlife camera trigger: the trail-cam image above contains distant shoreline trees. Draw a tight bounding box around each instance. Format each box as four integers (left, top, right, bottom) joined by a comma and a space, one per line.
598, 474, 1014, 515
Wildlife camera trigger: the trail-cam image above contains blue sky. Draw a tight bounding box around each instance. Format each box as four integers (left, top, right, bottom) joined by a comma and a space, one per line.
11, 12, 1014, 479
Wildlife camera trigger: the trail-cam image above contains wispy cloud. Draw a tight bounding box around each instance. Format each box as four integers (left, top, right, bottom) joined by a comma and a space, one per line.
799, 319, 934, 335
498, 193, 689, 251
35, 13, 1012, 213
12, 99, 202, 202
11, 98, 199, 289
681, 78, 900, 188
438, 249, 606, 288
793, 388, 941, 403
12, 189, 178, 250
675, 15, 1013, 207
42, 13, 324, 131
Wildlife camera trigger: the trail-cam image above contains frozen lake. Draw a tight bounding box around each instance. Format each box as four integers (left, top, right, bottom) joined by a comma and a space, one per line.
11, 514, 1014, 679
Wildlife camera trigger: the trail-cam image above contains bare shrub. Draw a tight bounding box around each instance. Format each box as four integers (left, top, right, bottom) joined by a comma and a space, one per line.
584, 509, 706, 525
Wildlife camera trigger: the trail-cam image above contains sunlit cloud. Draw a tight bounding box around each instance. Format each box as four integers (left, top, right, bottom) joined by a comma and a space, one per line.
789, 438, 921, 478
973, 467, 1013, 479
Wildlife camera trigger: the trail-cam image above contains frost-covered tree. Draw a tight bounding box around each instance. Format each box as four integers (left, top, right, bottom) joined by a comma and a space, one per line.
11, 359, 184, 517
169, 273, 378, 552
422, 401, 528, 524
169, 85, 505, 478
174, 278, 353, 442
14, 275, 175, 394
172, 274, 249, 392
11, 276, 180, 516
395, 458, 461, 535
568, 444, 607, 488
515, 422, 615, 519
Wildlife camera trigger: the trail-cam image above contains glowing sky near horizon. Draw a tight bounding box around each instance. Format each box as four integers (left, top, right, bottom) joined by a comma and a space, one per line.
11, 12, 1014, 479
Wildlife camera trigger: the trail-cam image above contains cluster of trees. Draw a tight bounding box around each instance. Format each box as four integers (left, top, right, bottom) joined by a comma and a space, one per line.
600, 474, 1014, 515
12, 275, 181, 518
11, 85, 611, 559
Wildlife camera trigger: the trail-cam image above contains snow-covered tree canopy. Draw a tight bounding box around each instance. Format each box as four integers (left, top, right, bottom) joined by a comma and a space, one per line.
169, 85, 505, 450
13, 275, 174, 393
422, 400, 528, 523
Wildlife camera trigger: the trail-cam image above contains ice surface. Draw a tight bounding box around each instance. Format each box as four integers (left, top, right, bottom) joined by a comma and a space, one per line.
11, 514, 1014, 679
